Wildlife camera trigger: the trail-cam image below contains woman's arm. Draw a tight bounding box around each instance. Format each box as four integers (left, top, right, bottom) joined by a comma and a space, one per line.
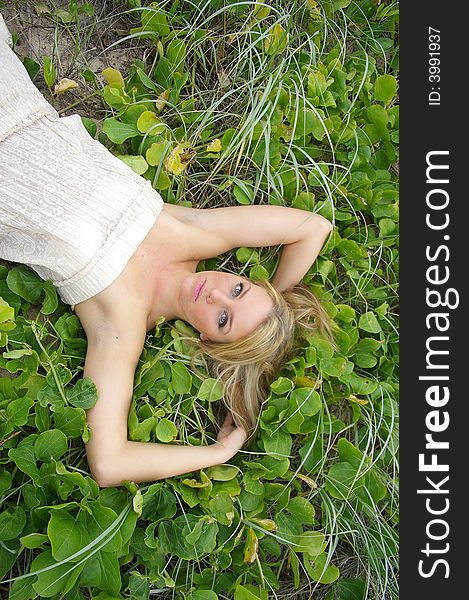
83, 327, 245, 488
269, 217, 332, 292
163, 203, 332, 291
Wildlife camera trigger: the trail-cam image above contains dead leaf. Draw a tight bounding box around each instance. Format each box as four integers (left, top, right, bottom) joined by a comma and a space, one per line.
155, 90, 169, 112
297, 473, 318, 489
347, 395, 369, 405
54, 78, 79, 94
243, 527, 259, 564
206, 138, 222, 153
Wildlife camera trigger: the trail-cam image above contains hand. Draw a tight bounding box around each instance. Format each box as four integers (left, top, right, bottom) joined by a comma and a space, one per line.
215, 413, 247, 461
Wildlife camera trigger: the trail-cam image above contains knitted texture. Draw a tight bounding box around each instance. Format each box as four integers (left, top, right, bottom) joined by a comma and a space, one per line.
0, 16, 164, 307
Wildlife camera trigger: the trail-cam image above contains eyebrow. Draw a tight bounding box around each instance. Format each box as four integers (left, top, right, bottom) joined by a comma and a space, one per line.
226, 282, 251, 335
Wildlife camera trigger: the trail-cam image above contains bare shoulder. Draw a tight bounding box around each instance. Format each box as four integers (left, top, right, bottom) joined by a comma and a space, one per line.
74, 285, 147, 353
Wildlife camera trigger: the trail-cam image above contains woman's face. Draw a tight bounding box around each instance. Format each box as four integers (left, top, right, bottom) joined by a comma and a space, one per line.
180, 271, 274, 342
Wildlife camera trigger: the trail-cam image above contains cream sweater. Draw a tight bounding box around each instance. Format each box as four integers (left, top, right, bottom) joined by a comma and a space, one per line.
0, 15, 164, 309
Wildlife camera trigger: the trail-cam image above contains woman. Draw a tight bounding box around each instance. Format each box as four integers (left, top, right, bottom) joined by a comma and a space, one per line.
0, 15, 333, 487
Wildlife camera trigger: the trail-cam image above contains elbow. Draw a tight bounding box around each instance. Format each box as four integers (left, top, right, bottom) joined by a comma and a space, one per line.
86, 444, 126, 488
91, 460, 124, 488
315, 214, 333, 233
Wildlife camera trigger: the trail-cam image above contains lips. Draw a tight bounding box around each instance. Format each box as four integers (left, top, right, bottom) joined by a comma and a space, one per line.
194, 279, 206, 302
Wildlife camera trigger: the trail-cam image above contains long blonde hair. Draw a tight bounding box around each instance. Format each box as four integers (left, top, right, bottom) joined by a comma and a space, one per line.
191, 279, 335, 442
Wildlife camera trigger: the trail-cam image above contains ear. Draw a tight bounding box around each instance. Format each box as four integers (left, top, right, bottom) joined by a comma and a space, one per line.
200, 333, 210, 342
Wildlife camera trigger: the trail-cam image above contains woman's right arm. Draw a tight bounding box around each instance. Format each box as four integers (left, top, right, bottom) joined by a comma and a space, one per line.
83, 328, 246, 488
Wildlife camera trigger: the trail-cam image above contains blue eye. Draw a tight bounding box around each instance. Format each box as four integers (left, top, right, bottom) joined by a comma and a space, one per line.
218, 310, 228, 328
233, 282, 244, 296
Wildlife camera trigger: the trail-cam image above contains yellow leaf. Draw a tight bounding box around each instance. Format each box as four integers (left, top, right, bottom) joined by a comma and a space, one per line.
101, 67, 125, 87
243, 527, 258, 564
296, 473, 318, 489
293, 376, 320, 388
165, 144, 195, 176
253, 2, 271, 20
206, 138, 222, 153
248, 518, 277, 532
137, 110, 159, 133
146, 142, 168, 166
347, 395, 369, 405
181, 478, 210, 488
155, 90, 169, 112
53, 78, 79, 94
264, 23, 288, 56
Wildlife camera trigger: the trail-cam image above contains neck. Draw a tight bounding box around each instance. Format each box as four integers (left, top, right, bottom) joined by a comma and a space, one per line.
146, 261, 194, 330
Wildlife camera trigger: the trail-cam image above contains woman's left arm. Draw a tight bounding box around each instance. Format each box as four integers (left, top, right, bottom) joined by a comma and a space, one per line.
269, 216, 332, 292
163, 203, 333, 291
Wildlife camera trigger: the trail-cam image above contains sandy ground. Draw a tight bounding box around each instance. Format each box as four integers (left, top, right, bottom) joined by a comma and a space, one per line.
1, 0, 148, 116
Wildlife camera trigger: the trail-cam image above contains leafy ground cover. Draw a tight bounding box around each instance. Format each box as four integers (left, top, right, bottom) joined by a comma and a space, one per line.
0, 1, 399, 598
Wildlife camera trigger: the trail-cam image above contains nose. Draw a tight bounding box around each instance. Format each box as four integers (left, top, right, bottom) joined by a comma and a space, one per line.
205, 287, 227, 304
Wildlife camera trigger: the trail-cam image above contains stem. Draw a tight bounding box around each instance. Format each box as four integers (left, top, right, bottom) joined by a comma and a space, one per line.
58, 90, 101, 115
31, 322, 68, 406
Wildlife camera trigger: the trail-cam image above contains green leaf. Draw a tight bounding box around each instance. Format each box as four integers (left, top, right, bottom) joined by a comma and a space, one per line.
291, 388, 322, 417
335, 304, 356, 323
292, 531, 326, 555
102, 117, 140, 144
6, 266, 43, 302
54, 406, 86, 438
192, 591, 218, 600
146, 141, 168, 166
142, 484, 177, 522
66, 377, 98, 410
319, 357, 348, 377
358, 311, 382, 333
0, 471, 12, 495
0, 297, 15, 331
136, 110, 161, 134
34, 429, 68, 462
233, 181, 254, 205
249, 264, 270, 280
306, 552, 340, 584
264, 23, 288, 56
374, 74, 398, 102
208, 492, 235, 526
0, 506, 26, 541
270, 376, 294, 395
171, 361, 192, 394
140, 5, 170, 35
117, 154, 149, 175
286, 496, 316, 524
31, 550, 83, 597
98, 550, 122, 596
197, 377, 224, 402
263, 430, 292, 457
41, 281, 58, 315
325, 462, 364, 499
23, 56, 40, 80
7, 396, 34, 426
20, 532, 49, 549
42, 56, 56, 87
235, 247, 258, 264
205, 465, 239, 481
155, 418, 178, 442
337, 578, 367, 600
8, 444, 40, 482
339, 372, 378, 395
166, 39, 186, 70
365, 105, 389, 141
235, 584, 268, 600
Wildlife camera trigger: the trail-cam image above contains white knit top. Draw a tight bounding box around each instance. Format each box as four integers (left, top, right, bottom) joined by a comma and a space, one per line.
0, 15, 164, 309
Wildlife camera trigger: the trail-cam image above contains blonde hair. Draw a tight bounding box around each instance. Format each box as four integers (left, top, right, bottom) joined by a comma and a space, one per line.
191, 279, 335, 443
